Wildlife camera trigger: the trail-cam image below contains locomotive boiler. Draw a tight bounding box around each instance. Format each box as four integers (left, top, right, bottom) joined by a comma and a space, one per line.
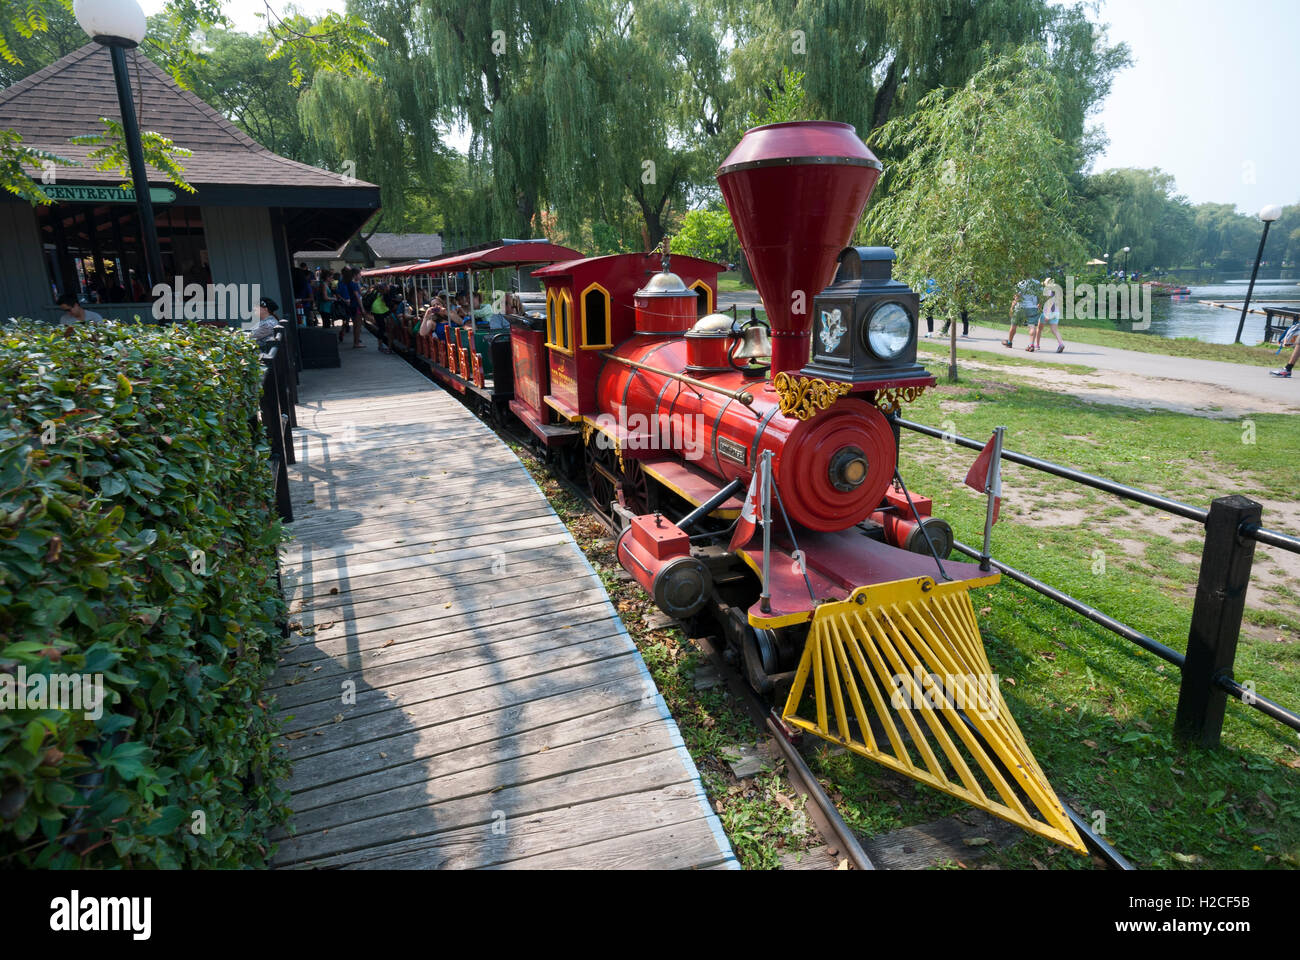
503, 121, 1086, 854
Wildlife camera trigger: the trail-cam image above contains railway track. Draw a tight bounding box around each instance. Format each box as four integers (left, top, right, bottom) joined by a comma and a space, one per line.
393, 342, 1132, 871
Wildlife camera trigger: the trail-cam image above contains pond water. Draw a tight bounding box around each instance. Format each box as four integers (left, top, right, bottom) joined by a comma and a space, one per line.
1138, 278, 1300, 345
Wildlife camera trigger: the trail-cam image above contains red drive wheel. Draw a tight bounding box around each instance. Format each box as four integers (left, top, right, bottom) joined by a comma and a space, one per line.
775, 399, 896, 532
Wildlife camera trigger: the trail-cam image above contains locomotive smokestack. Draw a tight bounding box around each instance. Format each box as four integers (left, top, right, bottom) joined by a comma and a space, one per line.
716, 121, 882, 378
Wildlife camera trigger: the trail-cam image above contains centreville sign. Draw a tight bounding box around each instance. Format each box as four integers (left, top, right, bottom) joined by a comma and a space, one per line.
40, 184, 178, 205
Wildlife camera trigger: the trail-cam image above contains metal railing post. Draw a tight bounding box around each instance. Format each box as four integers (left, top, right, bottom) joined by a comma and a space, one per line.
1174, 495, 1261, 747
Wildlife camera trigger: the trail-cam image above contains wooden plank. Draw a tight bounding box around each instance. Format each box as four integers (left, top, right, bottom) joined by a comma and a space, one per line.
272, 614, 627, 709
341, 791, 723, 870
282, 595, 605, 660
282, 717, 677, 840
277, 580, 609, 653
778, 843, 841, 871
289, 690, 661, 804
481, 813, 737, 871
286, 550, 584, 620
281, 514, 564, 566
274, 746, 695, 866
862, 811, 1026, 869
281, 531, 577, 586
279, 646, 642, 735
275, 630, 631, 720
280, 662, 651, 764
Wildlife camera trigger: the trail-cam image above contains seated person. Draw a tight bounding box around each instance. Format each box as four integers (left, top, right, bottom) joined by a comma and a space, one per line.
471, 292, 494, 321
56, 293, 104, 323
248, 297, 281, 342
420, 301, 448, 340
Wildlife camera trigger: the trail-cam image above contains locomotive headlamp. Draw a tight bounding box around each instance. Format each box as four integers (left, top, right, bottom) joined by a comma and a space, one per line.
865, 302, 911, 359
828, 446, 869, 492
801, 247, 929, 389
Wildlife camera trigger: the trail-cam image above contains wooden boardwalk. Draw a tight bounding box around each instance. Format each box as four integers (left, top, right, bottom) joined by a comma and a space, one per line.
269, 330, 735, 869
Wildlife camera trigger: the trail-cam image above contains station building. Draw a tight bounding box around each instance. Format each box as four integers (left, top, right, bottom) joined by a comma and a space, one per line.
0, 43, 380, 322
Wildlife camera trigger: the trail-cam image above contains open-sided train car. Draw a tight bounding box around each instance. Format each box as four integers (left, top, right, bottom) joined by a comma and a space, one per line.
373, 239, 583, 419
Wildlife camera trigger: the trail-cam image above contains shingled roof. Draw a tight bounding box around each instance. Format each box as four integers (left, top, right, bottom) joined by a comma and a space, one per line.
0, 43, 380, 208
366, 233, 444, 260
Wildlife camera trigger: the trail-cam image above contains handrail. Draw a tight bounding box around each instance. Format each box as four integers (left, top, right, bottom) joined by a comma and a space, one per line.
599, 351, 755, 405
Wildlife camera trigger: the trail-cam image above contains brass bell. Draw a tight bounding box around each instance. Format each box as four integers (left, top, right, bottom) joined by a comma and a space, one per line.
733, 324, 771, 361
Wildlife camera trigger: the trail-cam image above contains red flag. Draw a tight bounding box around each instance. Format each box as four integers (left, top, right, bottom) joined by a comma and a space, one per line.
729, 469, 763, 551
964, 433, 1002, 523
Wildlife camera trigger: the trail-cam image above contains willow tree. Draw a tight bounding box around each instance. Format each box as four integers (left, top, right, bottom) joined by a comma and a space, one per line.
864, 45, 1087, 382
568, 0, 729, 249
398, 0, 602, 237
724, 0, 1124, 153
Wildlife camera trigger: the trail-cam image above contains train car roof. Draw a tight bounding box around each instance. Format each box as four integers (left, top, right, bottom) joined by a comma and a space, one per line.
531, 252, 725, 280
359, 240, 583, 278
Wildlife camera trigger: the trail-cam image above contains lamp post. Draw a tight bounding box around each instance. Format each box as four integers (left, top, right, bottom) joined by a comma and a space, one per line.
1234, 204, 1282, 344
73, 0, 165, 296
1122, 246, 1131, 280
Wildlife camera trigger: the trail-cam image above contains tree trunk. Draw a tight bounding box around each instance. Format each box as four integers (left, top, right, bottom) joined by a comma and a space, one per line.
948, 309, 959, 383
516, 190, 536, 236
870, 57, 904, 131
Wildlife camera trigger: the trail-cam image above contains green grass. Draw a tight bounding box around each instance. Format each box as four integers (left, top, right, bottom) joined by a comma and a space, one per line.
874, 366, 1300, 869
717, 271, 754, 293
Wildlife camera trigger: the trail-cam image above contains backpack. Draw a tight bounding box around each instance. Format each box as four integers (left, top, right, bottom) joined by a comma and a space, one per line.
363, 289, 379, 312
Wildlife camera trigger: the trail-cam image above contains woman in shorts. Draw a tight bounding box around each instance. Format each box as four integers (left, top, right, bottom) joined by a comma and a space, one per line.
1031, 278, 1065, 353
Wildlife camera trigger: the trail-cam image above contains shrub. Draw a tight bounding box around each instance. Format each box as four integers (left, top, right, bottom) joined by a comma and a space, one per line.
0, 320, 288, 868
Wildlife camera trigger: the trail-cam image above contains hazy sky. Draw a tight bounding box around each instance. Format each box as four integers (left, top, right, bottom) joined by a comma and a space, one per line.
1088, 0, 1298, 213
142, 0, 1299, 214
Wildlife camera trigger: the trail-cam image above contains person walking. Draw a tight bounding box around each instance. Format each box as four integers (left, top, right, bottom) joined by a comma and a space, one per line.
1270, 337, 1299, 378
1031, 278, 1065, 353
339, 268, 365, 348
1003, 277, 1042, 349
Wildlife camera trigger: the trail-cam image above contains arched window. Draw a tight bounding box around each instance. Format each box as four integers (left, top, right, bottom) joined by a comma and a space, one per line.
690, 280, 713, 317
559, 291, 572, 350
546, 287, 558, 345
580, 283, 611, 349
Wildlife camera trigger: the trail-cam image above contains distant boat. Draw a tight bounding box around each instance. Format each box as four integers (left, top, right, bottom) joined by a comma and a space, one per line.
1143, 281, 1191, 297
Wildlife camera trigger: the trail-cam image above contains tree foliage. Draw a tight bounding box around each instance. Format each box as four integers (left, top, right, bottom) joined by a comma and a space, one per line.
864, 45, 1089, 376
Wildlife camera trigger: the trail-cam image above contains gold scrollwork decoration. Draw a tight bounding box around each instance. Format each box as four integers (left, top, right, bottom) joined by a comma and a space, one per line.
872, 385, 928, 415
580, 419, 625, 472
772, 372, 854, 421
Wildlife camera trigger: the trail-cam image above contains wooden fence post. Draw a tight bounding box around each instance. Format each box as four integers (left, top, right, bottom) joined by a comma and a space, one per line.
1174, 495, 1260, 747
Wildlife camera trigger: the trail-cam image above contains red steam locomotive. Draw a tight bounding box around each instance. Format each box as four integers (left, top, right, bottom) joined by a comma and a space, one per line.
400, 121, 1085, 854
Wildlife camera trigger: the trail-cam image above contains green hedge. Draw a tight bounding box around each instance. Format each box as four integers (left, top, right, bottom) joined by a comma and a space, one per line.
0, 321, 289, 867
